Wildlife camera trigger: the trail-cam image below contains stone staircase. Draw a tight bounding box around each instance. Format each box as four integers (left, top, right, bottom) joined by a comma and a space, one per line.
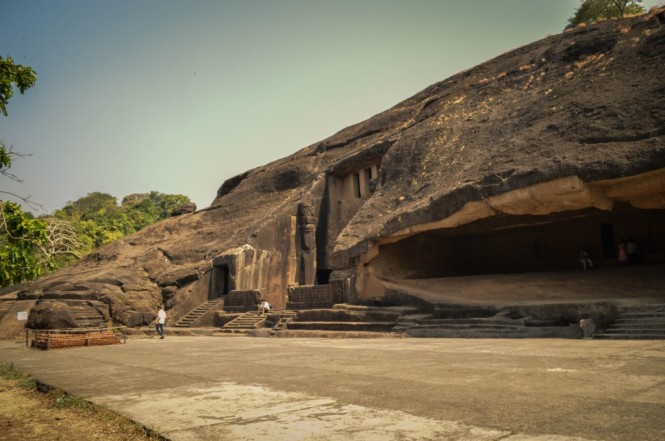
222, 312, 266, 332
175, 299, 222, 328
270, 311, 297, 335
406, 317, 531, 338
402, 304, 526, 337
282, 307, 400, 333
400, 304, 577, 338
286, 320, 397, 332
0, 299, 17, 321
594, 304, 665, 339
69, 303, 106, 328
433, 304, 497, 319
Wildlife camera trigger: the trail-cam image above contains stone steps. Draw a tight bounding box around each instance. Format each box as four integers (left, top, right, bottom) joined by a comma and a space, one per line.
403, 306, 526, 337
223, 312, 266, 331
270, 313, 296, 336
433, 305, 497, 319
610, 322, 665, 329
617, 313, 665, 320
401, 307, 561, 338
0, 300, 17, 321
415, 318, 522, 326
286, 301, 333, 310
594, 304, 665, 339
594, 333, 665, 340
69, 307, 105, 328
286, 321, 396, 332
410, 322, 525, 330
175, 300, 222, 328
407, 327, 531, 338
600, 328, 665, 334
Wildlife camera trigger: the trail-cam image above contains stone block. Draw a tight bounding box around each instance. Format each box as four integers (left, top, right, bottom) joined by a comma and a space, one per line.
223, 290, 261, 312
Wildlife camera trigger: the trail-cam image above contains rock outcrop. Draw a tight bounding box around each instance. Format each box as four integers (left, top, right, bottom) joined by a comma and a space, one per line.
2, 9, 664, 333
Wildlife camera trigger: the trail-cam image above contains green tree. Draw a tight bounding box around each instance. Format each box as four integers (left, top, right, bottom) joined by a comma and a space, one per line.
0, 201, 49, 286
567, 0, 644, 28
54, 191, 192, 251
0, 56, 36, 117
1, 56, 37, 204
122, 191, 191, 230
0, 57, 45, 287
55, 192, 135, 248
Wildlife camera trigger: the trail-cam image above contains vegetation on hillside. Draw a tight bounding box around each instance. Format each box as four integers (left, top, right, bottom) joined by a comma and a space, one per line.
567, 0, 644, 28
0, 191, 192, 287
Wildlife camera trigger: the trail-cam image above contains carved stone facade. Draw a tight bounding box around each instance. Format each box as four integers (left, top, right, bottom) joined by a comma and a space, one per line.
210, 245, 271, 300
296, 202, 317, 286
223, 290, 262, 312
285, 279, 349, 310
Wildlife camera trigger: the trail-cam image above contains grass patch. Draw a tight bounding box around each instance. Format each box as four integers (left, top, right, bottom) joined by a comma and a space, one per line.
0, 362, 166, 440
0, 361, 37, 389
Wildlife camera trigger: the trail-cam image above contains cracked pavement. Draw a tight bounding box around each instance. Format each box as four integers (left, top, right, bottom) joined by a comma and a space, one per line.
1, 336, 664, 440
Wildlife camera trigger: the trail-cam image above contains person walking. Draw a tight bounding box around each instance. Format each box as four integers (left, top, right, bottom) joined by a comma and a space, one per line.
156, 305, 166, 339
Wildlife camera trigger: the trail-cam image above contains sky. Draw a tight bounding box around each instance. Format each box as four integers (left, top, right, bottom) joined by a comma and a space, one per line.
1, 0, 662, 213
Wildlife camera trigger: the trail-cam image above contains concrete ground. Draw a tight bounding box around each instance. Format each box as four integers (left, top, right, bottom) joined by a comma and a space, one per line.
1, 336, 664, 441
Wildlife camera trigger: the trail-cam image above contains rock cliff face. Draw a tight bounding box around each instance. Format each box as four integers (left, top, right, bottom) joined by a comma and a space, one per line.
2, 9, 664, 333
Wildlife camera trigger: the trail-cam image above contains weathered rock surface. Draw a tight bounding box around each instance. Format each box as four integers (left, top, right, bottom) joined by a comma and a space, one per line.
2, 10, 664, 331
27, 301, 78, 329
171, 202, 197, 216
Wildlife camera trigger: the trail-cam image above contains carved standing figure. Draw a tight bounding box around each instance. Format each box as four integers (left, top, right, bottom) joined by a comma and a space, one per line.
297, 202, 317, 285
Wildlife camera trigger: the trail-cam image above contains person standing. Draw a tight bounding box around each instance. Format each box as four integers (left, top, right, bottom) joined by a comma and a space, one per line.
579, 248, 593, 270
156, 305, 166, 339
618, 241, 628, 265
626, 239, 640, 265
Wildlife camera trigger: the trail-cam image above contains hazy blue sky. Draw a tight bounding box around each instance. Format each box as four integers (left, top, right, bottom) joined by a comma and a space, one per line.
1, 0, 661, 212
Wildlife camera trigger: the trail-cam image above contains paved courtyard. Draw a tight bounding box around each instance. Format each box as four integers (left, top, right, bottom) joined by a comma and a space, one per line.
1, 336, 664, 440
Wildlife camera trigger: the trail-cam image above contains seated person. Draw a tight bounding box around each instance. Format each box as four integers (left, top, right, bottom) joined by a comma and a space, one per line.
258, 300, 271, 315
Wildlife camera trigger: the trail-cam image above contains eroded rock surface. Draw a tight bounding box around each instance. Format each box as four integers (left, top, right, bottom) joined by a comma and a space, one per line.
2, 10, 664, 332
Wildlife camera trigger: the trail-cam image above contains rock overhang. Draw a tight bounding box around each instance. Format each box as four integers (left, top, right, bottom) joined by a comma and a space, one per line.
328, 10, 665, 266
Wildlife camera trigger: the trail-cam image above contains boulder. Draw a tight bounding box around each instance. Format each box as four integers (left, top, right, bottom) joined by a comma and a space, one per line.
27, 301, 78, 329
171, 202, 197, 216
155, 267, 200, 288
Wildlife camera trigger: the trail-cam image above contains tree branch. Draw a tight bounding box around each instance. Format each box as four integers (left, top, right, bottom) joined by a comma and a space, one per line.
0, 191, 44, 210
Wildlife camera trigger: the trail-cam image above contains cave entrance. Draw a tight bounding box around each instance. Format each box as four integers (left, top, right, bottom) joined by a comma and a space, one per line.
209, 264, 230, 300
371, 205, 665, 279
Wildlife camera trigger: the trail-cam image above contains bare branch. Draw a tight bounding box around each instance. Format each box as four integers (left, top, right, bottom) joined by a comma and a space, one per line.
37, 217, 85, 260
0, 144, 33, 182
0, 190, 44, 210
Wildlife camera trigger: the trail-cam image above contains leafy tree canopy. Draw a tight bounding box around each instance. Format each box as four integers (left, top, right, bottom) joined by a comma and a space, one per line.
1, 56, 37, 202
0, 191, 193, 288
0, 56, 36, 117
567, 0, 644, 28
0, 56, 44, 287
53, 191, 192, 249
0, 201, 49, 286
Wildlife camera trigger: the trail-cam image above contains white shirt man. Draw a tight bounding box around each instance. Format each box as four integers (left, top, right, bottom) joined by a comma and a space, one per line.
258, 300, 271, 315
156, 306, 166, 339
